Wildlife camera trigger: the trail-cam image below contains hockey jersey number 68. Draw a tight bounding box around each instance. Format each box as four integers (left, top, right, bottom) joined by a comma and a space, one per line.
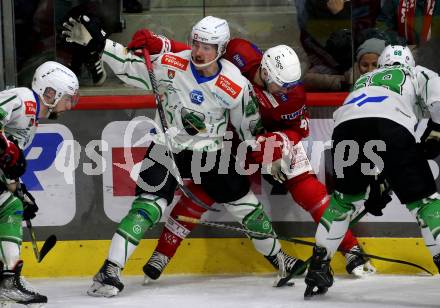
334, 64, 440, 136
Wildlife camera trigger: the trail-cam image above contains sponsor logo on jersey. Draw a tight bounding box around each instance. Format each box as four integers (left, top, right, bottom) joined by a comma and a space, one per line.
215, 75, 241, 99
232, 54, 246, 68
24, 101, 37, 115
161, 54, 189, 70
212, 92, 230, 107
167, 69, 176, 79
190, 90, 204, 105
281, 105, 306, 121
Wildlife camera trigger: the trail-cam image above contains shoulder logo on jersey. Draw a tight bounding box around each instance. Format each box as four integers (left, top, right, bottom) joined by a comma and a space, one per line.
190, 90, 204, 105
232, 54, 246, 68
168, 69, 176, 79
215, 75, 242, 99
24, 101, 37, 116
161, 54, 189, 71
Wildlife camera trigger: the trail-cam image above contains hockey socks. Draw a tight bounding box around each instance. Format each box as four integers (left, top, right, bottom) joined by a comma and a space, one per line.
408, 193, 440, 257
109, 194, 166, 268
315, 191, 364, 257
287, 173, 359, 252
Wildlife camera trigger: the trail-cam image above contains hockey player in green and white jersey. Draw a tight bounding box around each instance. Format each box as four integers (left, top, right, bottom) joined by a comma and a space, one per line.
62, 15, 306, 297
304, 45, 440, 298
0, 61, 79, 307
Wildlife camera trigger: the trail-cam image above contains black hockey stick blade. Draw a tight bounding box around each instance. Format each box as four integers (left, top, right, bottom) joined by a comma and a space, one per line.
274, 260, 308, 287
38, 235, 57, 263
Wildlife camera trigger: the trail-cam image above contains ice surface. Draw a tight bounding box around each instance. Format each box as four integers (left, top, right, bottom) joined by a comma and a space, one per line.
12, 274, 439, 308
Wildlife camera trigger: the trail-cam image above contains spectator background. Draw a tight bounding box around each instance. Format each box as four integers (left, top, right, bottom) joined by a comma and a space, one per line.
296, 0, 383, 91
380, 0, 440, 46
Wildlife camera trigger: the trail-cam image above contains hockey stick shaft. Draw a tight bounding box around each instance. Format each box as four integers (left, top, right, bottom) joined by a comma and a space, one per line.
25, 220, 40, 261
177, 209, 433, 275
141, 48, 219, 212
178, 209, 367, 247
25, 220, 57, 263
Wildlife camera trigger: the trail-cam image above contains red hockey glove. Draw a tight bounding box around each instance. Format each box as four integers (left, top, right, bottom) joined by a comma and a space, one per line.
0, 134, 26, 179
127, 29, 171, 55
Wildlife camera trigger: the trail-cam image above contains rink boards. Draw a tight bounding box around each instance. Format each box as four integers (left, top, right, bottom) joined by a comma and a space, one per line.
19, 106, 439, 277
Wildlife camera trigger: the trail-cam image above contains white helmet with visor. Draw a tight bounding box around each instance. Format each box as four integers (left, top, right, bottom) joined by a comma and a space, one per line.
32, 61, 79, 110
190, 16, 230, 68
377, 45, 415, 68
261, 45, 301, 89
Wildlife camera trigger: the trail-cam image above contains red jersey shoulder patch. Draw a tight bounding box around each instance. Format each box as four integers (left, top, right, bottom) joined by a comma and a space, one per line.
215, 75, 242, 99
161, 54, 189, 71
24, 101, 37, 116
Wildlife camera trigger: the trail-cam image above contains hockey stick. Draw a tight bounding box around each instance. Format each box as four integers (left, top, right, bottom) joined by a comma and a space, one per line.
141, 48, 219, 212
25, 220, 40, 261
25, 220, 57, 263
177, 210, 433, 275
17, 182, 57, 262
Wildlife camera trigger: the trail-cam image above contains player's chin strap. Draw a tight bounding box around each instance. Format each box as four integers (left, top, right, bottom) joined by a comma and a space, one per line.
141, 48, 219, 212
177, 209, 433, 275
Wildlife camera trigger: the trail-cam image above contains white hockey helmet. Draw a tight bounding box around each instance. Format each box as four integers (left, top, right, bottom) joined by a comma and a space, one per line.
261, 45, 301, 88
190, 16, 230, 67
32, 61, 79, 109
377, 45, 415, 68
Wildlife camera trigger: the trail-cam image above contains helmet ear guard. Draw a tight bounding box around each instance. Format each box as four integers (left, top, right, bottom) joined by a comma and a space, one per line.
32, 61, 79, 109
261, 45, 301, 88
377, 45, 415, 68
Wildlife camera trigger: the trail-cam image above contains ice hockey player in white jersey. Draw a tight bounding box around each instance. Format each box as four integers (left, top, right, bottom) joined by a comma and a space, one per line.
0, 61, 79, 307
62, 15, 307, 297
304, 45, 440, 299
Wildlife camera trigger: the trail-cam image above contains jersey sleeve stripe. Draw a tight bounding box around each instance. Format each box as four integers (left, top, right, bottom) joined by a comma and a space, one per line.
116, 73, 151, 91
0, 95, 17, 107
103, 50, 145, 64
12, 103, 22, 112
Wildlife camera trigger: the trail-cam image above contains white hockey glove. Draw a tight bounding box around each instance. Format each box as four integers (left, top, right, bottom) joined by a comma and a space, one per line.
62, 15, 106, 53
269, 159, 287, 183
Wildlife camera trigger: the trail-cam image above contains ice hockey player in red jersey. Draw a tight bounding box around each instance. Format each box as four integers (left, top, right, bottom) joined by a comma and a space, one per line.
126, 28, 375, 284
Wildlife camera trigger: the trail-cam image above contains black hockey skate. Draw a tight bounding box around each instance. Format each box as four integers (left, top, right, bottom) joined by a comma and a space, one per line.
265, 250, 307, 287
304, 246, 333, 299
143, 251, 170, 284
433, 253, 440, 273
87, 259, 124, 297
0, 260, 47, 307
